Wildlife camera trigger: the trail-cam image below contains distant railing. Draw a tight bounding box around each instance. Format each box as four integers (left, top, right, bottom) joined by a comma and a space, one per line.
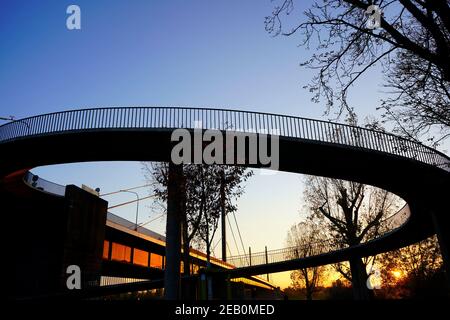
0, 107, 448, 171
23, 171, 66, 196
106, 211, 273, 286
226, 240, 334, 269
227, 204, 411, 268
107, 211, 167, 242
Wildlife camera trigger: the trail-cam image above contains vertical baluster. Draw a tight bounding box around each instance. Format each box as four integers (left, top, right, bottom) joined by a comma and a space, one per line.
106, 108, 111, 128
54, 113, 59, 133
156, 108, 160, 128
61, 112, 67, 131
346, 126, 352, 146
37, 116, 42, 134
97, 109, 102, 128
45, 114, 51, 133
54, 113, 59, 132
367, 130, 375, 150
364, 130, 371, 149
294, 118, 299, 138
80, 110, 86, 130
82, 110, 87, 130
144, 107, 148, 127
27, 117, 33, 136
43, 114, 48, 133
68, 111, 73, 130
108, 109, 112, 128
151, 108, 155, 128
46, 113, 52, 133
89, 110, 94, 129
74, 110, 81, 130
100, 108, 107, 128
289, 117, 293, 136
134, 108, 138, 128
311, 121, 317, 140
136, 108, 139, 128
84, 110, 93, 129
370, 130, 378, 151
92, 109, 97, 129
128, 108, 132, 128
72, 112, 77, 131
300, 119, 305, 139
96, 109, 101, 129
276, 116, 280, 137
129, 108, 133, 128
316, 121, 322, 141
39, 115, 44, 134
319, 121, 325, 141
45, 115, 51, 133
387, 135, 394, 154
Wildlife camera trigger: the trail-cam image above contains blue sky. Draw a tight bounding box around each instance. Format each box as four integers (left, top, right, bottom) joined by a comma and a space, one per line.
0, 0, 434, 288
0, 0, 386, 118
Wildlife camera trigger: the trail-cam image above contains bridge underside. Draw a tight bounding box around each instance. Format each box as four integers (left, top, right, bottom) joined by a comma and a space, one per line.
1, 125, 449, 297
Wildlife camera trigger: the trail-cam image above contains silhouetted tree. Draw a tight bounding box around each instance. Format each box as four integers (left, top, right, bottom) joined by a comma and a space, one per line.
286, 216, 327, 300
325, 279, 354, 300
303, 175, 400, 299
266, 0, 450, 145
377, 235, 445, 298
142, 162, 253, 272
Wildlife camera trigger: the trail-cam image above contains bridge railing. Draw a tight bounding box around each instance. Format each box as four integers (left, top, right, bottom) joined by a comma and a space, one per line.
23, 171, 66, 196
0, 107, 448, 171
226, 203, 411, 268
226, 241, 334, 268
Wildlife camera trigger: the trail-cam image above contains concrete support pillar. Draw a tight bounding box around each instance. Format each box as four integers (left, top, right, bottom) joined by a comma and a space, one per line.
164, 163, 184, 300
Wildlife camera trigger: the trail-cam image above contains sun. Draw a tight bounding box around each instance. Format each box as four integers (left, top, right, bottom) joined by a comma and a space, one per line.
391, 270, 403, 279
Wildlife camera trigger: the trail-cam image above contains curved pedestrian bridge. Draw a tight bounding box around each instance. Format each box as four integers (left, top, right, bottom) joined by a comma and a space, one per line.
1, 107, 449, 281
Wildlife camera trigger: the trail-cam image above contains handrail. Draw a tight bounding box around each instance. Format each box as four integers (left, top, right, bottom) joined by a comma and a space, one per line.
0, 107, 448, 171
23, 171, 66, 196
226, 204, 411, 268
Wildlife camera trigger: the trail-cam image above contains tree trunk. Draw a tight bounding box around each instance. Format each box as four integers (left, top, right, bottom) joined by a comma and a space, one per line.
182, 220, 190, 277
306, 288, 313, 301
181, 189, 191, 299
349, 257, 371, 300
220, 169, 226, 262
206, 241, 213, 300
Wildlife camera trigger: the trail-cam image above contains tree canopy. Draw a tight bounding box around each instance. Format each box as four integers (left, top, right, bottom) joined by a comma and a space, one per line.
267, 0, 450, 146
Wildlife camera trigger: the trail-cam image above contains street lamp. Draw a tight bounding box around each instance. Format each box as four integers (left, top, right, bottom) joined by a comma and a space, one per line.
119, 190, 140, 231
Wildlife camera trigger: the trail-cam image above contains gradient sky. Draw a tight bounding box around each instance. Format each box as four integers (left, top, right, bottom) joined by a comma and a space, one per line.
1, 0, 444, 288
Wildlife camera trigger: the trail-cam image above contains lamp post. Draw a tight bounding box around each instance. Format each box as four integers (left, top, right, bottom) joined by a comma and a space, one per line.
119, 190, 140, 231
